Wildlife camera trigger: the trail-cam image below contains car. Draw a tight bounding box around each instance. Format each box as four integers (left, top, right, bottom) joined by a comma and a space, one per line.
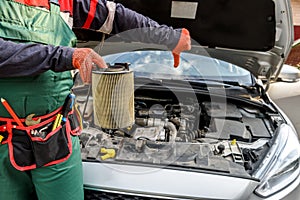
74, 0, 300, 199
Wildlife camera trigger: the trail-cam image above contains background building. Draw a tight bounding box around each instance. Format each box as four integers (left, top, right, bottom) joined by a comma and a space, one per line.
285, 0, 300, 67
291, 0, 300, 40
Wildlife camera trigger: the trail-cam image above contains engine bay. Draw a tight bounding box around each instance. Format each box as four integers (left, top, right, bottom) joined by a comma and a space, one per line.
78, 76, 283, 178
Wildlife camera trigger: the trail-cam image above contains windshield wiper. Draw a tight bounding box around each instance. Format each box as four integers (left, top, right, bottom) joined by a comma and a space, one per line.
185, 79, 255, 90
135, 76, 209, 91
221, 80, 256, 91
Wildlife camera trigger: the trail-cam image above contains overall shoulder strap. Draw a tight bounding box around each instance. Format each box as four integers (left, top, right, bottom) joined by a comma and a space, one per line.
13, 0, 51, 9
13, 0, 73, 14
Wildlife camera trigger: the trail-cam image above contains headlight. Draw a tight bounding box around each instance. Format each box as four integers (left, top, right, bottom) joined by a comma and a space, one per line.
254, 124, 300, 197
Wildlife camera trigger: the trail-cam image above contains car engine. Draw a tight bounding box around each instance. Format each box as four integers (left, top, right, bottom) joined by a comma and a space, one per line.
77, 67, 282, 178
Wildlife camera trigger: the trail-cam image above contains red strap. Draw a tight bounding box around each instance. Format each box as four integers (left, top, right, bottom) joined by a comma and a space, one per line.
82, 0, 98, 29
14, 0, 50, 9
14, 0, 73, 14
59, 0, 73, 15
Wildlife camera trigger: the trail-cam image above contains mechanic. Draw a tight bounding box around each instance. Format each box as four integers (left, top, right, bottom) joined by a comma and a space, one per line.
0, 0, 191, 200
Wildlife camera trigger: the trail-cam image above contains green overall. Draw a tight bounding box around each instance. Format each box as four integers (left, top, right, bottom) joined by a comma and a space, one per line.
0, 1, 83, 199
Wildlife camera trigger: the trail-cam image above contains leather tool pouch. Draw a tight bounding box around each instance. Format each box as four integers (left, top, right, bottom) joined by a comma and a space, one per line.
5, 107, 82, 171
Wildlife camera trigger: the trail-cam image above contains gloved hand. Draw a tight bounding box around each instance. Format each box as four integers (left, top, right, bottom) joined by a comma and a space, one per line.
72, 48, 108, 84
172, 28, 191, 68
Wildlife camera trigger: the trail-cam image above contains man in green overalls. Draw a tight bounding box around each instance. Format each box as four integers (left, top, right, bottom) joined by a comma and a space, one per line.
0, 0, 191, 199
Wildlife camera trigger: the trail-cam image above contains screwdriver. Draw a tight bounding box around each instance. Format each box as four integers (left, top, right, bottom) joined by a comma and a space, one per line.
51, 94, 75, 131
1, 98, 24, 127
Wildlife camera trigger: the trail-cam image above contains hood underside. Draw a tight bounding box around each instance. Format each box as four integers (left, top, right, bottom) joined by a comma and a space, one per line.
116, 0, 275, 51
110, 0, 293, 78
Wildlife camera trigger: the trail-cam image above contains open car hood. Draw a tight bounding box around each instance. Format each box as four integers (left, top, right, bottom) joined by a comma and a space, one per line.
114, 0, 294, 79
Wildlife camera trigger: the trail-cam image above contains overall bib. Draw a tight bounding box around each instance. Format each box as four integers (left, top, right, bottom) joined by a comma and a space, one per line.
0, 1, 83, 199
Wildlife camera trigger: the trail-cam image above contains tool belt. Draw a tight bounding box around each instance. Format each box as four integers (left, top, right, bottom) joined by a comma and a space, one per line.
0, 103, 82, 171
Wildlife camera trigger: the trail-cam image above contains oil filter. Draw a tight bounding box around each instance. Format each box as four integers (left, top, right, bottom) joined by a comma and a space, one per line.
92, 64, 134, 129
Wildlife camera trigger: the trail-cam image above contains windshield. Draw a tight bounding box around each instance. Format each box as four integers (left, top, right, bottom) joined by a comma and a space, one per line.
103, 50, 253, 86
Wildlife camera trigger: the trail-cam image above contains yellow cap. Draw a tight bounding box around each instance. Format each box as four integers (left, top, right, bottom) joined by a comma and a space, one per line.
100, 148, 116, 160
231, 139, 237, 145
0, 135, 4, 143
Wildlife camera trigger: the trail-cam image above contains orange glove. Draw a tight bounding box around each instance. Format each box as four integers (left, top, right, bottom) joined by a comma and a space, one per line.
72, 48, 107, 84
172, 28, 191, 68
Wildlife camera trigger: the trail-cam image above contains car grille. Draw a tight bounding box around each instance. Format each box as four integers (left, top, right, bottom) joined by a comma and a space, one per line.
84, 189, 169, 200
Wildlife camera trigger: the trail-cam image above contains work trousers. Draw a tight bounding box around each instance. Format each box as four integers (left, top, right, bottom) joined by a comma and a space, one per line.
0, 136, 83, 200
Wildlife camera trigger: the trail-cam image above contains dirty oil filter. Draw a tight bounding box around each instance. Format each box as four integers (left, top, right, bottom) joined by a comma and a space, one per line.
92, 66, 134, 129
